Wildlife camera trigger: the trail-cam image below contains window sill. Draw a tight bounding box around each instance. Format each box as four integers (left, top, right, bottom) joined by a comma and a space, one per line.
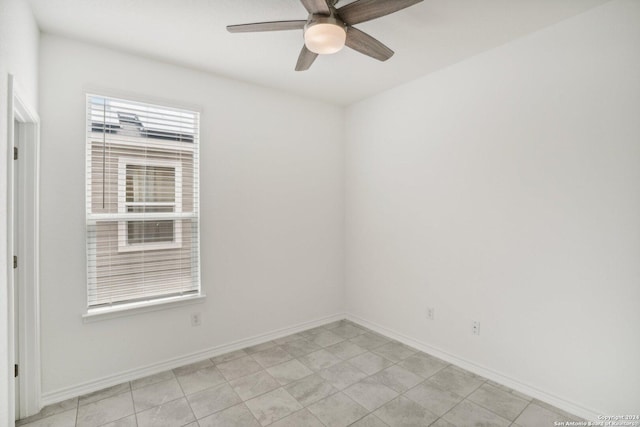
82, 293, 206, 323
117, 241, 183, 253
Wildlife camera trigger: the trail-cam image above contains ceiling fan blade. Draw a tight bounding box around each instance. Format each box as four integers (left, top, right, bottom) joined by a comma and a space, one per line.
345, 26, 394, 61
295, 45, 318, 71
338, 0, 423, 25
299, 0, 331, 15
227, 20, 306, 33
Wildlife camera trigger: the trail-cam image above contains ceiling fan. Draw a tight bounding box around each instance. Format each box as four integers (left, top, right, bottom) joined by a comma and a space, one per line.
227, 0, 423, 71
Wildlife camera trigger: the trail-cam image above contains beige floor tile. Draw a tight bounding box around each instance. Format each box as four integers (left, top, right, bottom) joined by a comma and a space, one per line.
136, 397, 195, 427
211, 349, 248, 365
371, 364, 423, 393
245, 388, 302, 426
186, 382, 242, 419
76, 392, 134, 427
131, 370, 175, 390
398, 353, 448, 379
216, 356, 264, 381
443, 400, 510, 427
515, 403, 577, 427
78, 383, 131, 406
269, 408, 324, 427
325, 340, 367, 360
374, 396, 438, 426
284, 374, 338, 407
198, 403, 260, 427
172, 360, 214, 377
266, 359, 313, 385
17, 397, 78, 426
101, 415, 137, 427
176, 366, 226, 395
425, 366, 484, 397
250, 346, 293, 368
348, 352, 393, 375
229, 370, 280, 400
298, 349, 342, 371
468, 383, 529, 421
131, 378, 183, 412
371, 341, 417, 363
404, 381, 463, 417
18, 409, 77, 427
349, 414, 389, 427
318, 361, 368, 390
343, 377, 399, 412
279, 339, 321, 358
307, 392, 369, 427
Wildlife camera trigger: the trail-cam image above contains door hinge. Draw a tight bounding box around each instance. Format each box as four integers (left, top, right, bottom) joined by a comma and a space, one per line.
14, 146, 18, 160
13, 255, 18, 269
14, 364, 18, 378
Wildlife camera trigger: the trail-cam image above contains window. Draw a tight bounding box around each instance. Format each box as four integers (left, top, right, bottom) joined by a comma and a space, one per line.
86, 95, 200, 310
118, 159, 182, 251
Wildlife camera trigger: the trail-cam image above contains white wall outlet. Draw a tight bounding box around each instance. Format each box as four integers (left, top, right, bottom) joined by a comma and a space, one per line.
191, 313, 202, 327
427, 307, 435, 320
472, 321, 480, 335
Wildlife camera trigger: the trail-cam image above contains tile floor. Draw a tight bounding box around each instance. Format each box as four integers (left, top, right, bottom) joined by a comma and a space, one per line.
18, 320, 584, 427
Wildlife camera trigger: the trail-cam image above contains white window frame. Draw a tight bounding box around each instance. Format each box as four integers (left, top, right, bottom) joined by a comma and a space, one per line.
117, 157, 183, 252
85, 93, 202, 319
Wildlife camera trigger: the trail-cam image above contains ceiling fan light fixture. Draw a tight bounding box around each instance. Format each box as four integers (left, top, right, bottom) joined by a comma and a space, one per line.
304, 21, 347, 55
227, 0, 425, 70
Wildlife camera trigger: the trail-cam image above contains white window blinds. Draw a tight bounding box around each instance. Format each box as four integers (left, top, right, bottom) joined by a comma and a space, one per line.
86, 94, 200, 309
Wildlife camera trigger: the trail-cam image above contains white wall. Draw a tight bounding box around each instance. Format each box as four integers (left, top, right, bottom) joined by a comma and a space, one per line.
346, 0, 640, 417
38, 35, 344, 396
0, 0, 39, 422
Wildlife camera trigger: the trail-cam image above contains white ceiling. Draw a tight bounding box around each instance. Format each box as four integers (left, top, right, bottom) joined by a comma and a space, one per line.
27, 0, 610, 105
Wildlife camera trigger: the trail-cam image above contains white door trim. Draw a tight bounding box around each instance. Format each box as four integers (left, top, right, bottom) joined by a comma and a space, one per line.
6, 74, 41, 422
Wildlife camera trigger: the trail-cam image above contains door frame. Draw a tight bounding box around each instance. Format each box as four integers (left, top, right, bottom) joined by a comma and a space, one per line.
6, 74, 41, 422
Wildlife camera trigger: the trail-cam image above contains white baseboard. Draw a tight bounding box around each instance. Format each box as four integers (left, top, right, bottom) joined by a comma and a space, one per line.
40, 312, 345, 407
346, 313, 601, 422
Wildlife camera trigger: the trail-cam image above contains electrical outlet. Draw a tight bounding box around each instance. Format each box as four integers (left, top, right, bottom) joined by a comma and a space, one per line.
472, 321, 480, 335
427, 307, 435, 320
191, 313, 202, 327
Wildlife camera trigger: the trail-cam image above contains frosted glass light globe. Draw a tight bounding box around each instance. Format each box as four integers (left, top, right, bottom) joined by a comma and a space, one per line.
304, 23, 347, 55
